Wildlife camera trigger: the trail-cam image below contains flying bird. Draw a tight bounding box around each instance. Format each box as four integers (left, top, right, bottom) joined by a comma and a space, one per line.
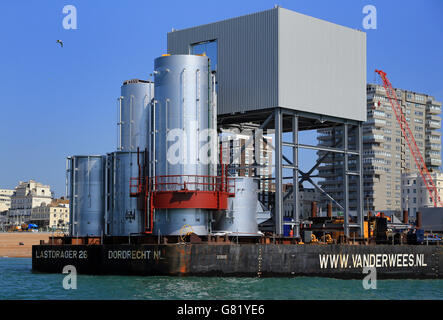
56, 40, 63, 48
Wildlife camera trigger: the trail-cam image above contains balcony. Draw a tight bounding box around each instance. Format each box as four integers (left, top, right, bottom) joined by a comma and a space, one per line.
426, 143, 441, 151
426, 158, 442, 167
366, 118, 386, 128
426, 114, 441, 122
426, 129, 441, 136
363, 165, 385, 173
426, 104, 441, 115
426, 120, 441, 129
368, 110, 386, 119
363, 134, 384, 143
426, 134, 441, 143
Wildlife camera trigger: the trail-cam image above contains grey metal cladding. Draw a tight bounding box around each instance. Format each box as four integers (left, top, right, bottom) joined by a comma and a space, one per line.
167, 8, 279, 115
278, 8, 366, 122
167, 7, 366, 122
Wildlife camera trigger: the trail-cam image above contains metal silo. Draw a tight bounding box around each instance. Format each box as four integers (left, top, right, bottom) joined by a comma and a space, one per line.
118, 79, 154, 152
67, 155, 106, 237
152, 54, 217, 236
107, 151, 145, 236
212, 177, 260, 236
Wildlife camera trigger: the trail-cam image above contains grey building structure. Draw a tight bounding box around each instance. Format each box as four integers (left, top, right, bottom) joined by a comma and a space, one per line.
167, 6, 366, 237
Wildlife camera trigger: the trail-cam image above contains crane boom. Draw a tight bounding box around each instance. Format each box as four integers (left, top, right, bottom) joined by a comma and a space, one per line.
375, 69, 442, 207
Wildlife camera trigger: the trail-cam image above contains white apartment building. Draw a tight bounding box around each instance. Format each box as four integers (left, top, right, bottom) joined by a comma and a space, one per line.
221, 128, 273, 193
402, 171, 443, 217
0, 189, 14, 212
7, 180, 52, 225
283, 186, 321, 219
30, 198, 70, 231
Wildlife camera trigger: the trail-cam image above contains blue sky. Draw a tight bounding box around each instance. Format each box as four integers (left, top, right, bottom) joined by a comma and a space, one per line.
0, 0, 442, 197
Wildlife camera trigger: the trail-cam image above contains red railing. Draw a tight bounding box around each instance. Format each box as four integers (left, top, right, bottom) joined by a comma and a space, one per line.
147, 174, 235, 195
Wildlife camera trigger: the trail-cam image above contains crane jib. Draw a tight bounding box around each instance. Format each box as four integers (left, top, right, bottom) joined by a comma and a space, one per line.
375, 70, 442, 208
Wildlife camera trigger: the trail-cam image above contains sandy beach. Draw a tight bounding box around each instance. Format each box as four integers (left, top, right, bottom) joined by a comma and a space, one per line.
0, 232, 51, 258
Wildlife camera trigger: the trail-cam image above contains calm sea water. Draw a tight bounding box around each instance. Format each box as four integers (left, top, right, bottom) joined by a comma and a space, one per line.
0, 258, 442, 300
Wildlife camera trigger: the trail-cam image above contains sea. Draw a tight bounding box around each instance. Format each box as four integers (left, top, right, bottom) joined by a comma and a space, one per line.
1, 258, 442, 300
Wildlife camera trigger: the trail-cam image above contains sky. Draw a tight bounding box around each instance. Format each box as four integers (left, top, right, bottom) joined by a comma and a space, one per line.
0, 0, 442, 197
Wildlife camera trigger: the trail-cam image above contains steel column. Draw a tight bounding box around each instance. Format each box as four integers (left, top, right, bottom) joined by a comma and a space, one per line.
274, 108, 283, 236
292, 115, 300, 238
343, 123, 349, 238
357, 123, 364, 237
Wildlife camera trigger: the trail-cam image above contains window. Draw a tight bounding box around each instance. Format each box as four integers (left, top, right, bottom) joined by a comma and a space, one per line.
191, 39, 218, 73
415, 95, 425, 102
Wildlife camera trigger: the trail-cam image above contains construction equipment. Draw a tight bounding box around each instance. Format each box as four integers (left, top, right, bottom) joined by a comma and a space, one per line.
320, 233, 333, 244
375, 70, 443, 207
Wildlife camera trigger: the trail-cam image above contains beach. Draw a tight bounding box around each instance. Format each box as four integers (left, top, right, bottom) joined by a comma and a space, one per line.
0, 233, 50, 258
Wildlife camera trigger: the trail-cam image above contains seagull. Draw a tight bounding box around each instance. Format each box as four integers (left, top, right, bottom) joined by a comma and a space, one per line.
56, 40, 63, 48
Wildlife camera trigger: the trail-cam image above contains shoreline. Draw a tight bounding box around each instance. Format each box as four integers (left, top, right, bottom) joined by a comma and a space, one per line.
0, 233, 51, 258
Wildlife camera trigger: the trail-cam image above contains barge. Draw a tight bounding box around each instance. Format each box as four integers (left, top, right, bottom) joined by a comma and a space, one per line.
32, 234, 442, 279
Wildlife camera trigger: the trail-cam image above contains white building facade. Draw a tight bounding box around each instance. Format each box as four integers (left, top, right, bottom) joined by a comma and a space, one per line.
30, 198, 70, 231
0, 189, 14, 213
7, 180, 52, 225
402, 172, 443, 217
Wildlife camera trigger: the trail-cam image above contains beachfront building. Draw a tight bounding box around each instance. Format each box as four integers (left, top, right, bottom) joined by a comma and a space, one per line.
30, 198, 70, 231
7, 180, 52, 225
0, 189, 14, 213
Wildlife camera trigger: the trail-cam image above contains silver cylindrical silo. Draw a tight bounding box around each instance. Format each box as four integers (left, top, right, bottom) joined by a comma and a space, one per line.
212, 177, 260, 236
68, 155, 106, 237
118, 79, 154, 152
153, 54, 216, 236
107, 151, 145, 236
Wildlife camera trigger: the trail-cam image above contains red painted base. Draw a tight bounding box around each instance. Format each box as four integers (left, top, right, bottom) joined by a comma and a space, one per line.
153, 190, 232, 210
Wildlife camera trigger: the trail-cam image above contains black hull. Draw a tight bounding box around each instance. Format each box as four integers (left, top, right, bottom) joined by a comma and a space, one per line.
32, 244, 442, 279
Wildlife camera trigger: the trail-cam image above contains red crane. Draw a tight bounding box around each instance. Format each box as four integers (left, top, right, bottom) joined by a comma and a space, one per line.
375, 69, 442, 207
